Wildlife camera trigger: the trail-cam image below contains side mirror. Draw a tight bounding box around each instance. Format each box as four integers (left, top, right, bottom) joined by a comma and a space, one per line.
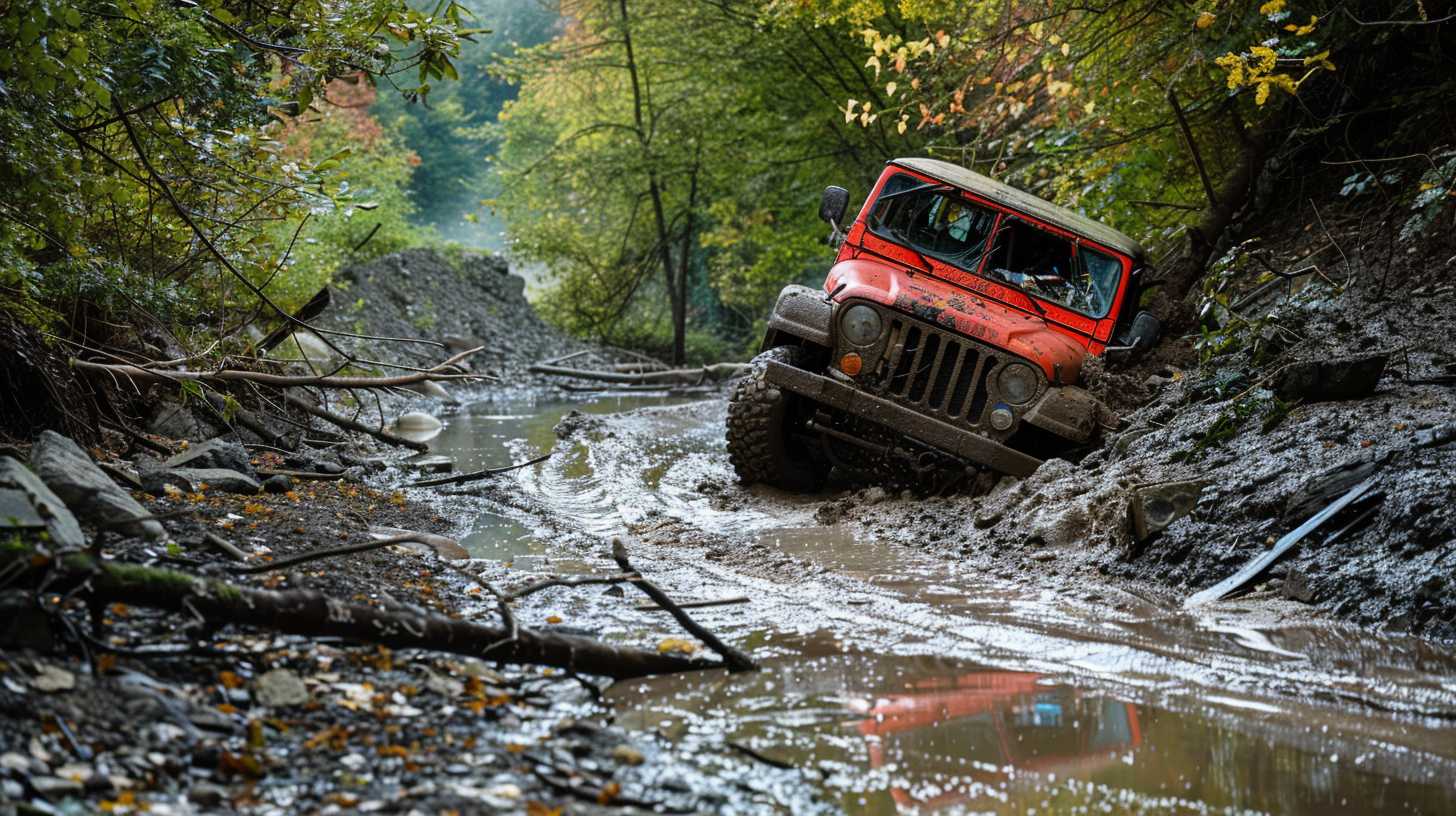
819, 186, 849, 227
1127, 310, 1161, 351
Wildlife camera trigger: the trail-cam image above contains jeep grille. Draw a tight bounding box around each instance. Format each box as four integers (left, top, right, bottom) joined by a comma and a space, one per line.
867, 315, 1007, 429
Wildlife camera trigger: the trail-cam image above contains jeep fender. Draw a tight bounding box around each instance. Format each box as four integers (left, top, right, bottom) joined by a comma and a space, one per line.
762, 284, 833, 349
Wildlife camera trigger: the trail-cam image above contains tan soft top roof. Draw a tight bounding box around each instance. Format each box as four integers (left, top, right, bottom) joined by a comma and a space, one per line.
890, 157, 1146, 261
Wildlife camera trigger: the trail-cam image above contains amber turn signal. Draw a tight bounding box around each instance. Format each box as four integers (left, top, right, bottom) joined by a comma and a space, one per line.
839, 352, 863, 376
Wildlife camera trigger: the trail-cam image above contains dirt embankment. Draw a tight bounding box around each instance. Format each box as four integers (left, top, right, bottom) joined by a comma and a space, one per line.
804, 231, 1456, 641
321, 248, 585, 379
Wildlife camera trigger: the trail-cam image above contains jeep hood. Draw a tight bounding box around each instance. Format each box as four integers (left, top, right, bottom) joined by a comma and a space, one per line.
826, 258, 1088, 383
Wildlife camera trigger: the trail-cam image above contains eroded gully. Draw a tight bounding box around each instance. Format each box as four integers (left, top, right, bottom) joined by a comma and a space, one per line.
414, 390, 1456, 814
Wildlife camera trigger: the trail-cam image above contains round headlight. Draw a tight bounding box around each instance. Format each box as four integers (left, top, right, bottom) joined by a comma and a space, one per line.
997, 362, 1039, 405
839, 304, 883, 346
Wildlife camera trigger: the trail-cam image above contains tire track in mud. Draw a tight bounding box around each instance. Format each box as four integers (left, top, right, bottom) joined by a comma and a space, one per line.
429, 395, 1456, 765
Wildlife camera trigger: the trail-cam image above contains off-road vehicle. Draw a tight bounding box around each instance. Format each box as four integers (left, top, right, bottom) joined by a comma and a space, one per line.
726, 157, 1160, 490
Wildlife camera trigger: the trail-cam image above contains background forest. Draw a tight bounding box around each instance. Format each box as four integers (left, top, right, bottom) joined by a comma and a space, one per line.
2, 0, 1452, 372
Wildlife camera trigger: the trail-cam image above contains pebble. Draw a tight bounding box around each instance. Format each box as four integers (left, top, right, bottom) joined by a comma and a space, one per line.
253, 668, 309, 707
262, 474, 292, 494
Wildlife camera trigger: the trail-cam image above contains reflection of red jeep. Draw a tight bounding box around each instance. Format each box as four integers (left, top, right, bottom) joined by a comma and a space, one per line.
727, 157, 1160, 490
849, 670, 1142, 812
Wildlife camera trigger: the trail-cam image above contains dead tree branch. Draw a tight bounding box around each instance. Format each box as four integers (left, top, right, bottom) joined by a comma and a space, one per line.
410, 453, 553, 487
8, 546, 715, 679
71, 345, 489, 390
610, 537, 758, 673
529, 361, 746, 386
281, 393, 428, 452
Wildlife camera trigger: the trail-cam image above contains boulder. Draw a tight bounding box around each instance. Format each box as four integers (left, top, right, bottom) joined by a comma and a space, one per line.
29, 432, 163, 540
163, 439, 254, 478
0, 458, 85, 550
1274, 352, 1389, 403
145, 401, 209, 441
142, 467, 260, 496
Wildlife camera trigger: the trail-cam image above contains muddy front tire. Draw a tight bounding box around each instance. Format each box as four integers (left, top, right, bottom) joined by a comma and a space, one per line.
725, 345, 827, 491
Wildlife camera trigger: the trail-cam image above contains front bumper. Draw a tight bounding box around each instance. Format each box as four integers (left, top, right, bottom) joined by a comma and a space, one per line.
764, 360, 1043, 477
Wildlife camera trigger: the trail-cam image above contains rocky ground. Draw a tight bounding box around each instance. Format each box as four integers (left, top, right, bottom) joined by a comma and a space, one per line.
0, 250, 806, 815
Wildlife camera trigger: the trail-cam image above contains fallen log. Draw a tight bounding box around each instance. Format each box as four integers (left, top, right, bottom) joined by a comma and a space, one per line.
5, 545, 716, 680
529, 361, 746, 386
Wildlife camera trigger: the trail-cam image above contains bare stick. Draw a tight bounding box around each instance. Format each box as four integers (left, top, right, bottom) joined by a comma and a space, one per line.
410, 453, 553, 487
1168, 88, 1219, 210
202, 532, 249, 563
611, 537, 758, 673
529, 361, 746, 385
71, 346, 488, 390
504, 573, 638, 602
281, 393, 429, 452
227, 534, 425, 574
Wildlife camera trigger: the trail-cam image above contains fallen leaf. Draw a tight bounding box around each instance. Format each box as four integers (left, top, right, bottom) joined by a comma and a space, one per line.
656, 638, 697, 655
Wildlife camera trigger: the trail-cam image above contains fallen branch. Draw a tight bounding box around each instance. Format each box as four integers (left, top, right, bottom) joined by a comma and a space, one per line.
410, 453, 552, 487
226, 534, 423, 574
8, 545, 714, 680
634, 596, 748, 612
72, 346, 490, 390
611, 537, 758, 673
529, 361, 746, 386
282, 393, 428, 452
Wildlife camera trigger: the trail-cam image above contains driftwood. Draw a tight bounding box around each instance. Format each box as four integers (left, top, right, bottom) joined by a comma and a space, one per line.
6, 545, 715, 680
530, 361, 746, 386
1186, 476, 1380, 607
282, 393, 428, 452
410, 453, 552, 488
71, 345, 489, 391
611, 537, 758, 673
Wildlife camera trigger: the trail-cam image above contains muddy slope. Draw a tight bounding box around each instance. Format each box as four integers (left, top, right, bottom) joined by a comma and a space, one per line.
322, 248, 585, 377
812, 258, 1456, 641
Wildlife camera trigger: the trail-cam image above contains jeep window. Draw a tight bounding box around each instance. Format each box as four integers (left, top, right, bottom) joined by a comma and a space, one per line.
867, 173, 998, 267
984, 218, 1121, 318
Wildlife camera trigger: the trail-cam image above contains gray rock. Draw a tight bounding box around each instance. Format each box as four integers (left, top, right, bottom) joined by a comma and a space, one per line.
253, 669, 309, 708
0, 458, 85, 549
1274, 352, 1389, 402
1283, 566, 1319, 603
404, 454, 453, 474
262, 474, 292, 494
145, 401, 209, 440
29, 432, 163, 540
163, 439, 254, 478
143, 468, 260, 495
1128, 479, 1210, 542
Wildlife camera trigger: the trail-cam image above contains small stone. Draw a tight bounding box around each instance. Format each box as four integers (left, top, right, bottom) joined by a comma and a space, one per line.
253, 668, 309, 707
314, 460, 346, 475
29, 775, 84, 796
144, 468, 261, 495
30, 663, 75, 692
609, 745, 644, 766
862, 486, 889, 505
188, 783, 227, 807
973, 510, 1003, 530
163, 439, 254, 478
263, 474, 292, 494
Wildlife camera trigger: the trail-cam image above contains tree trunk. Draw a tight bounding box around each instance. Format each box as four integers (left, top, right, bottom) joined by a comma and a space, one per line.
8, 547, 716, 680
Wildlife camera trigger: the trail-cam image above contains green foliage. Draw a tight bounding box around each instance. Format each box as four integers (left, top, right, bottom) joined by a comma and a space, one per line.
0, 0, 472, 348
494, 0, 898, 361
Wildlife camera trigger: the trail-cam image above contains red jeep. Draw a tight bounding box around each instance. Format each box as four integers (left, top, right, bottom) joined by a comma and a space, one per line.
727, 157, 1159, 490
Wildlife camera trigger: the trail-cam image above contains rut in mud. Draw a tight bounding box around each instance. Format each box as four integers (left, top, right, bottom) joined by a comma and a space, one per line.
415, 382, 1456, 814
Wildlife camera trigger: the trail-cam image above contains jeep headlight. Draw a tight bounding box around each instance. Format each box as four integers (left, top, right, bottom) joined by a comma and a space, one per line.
839, 304, 883, 347
997, 362, 1039, 405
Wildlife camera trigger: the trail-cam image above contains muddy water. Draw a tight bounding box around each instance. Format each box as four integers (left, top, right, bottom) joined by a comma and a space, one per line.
429, 394, 1456, 814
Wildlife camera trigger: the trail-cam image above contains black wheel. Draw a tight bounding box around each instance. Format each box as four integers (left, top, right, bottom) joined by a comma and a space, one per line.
725, 345, 828, 491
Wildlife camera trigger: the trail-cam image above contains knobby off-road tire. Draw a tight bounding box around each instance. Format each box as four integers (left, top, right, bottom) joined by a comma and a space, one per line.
725, 345, 827, 491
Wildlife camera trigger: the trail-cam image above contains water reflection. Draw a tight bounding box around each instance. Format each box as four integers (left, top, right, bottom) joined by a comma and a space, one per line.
611, 653, 1456, 814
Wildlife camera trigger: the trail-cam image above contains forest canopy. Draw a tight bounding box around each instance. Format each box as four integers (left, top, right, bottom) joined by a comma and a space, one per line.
489, 0, 1454, 362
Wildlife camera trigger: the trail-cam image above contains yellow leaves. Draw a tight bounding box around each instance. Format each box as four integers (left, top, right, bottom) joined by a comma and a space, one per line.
864, 55, 881, 78
1303, 50, 1335, 71
1259, 0, 1286, 14
657, 637, 698, 655
896, 115, 909, 135
219, 670, 245, 689
1083, 100, 1097, 114
1196, 11, 1216, 29
545, 614, 562, 624
1285, 15, 1318, 35
597, 781, 622, 805
1249, 46, 1278, 73
884, 81, 898, 98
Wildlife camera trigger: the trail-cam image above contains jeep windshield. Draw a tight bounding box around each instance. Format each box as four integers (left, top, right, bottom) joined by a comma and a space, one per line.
866, 172, 1122, 318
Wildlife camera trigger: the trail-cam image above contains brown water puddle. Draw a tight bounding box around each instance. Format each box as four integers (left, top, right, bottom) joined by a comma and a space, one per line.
611, 652, 1456, 814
